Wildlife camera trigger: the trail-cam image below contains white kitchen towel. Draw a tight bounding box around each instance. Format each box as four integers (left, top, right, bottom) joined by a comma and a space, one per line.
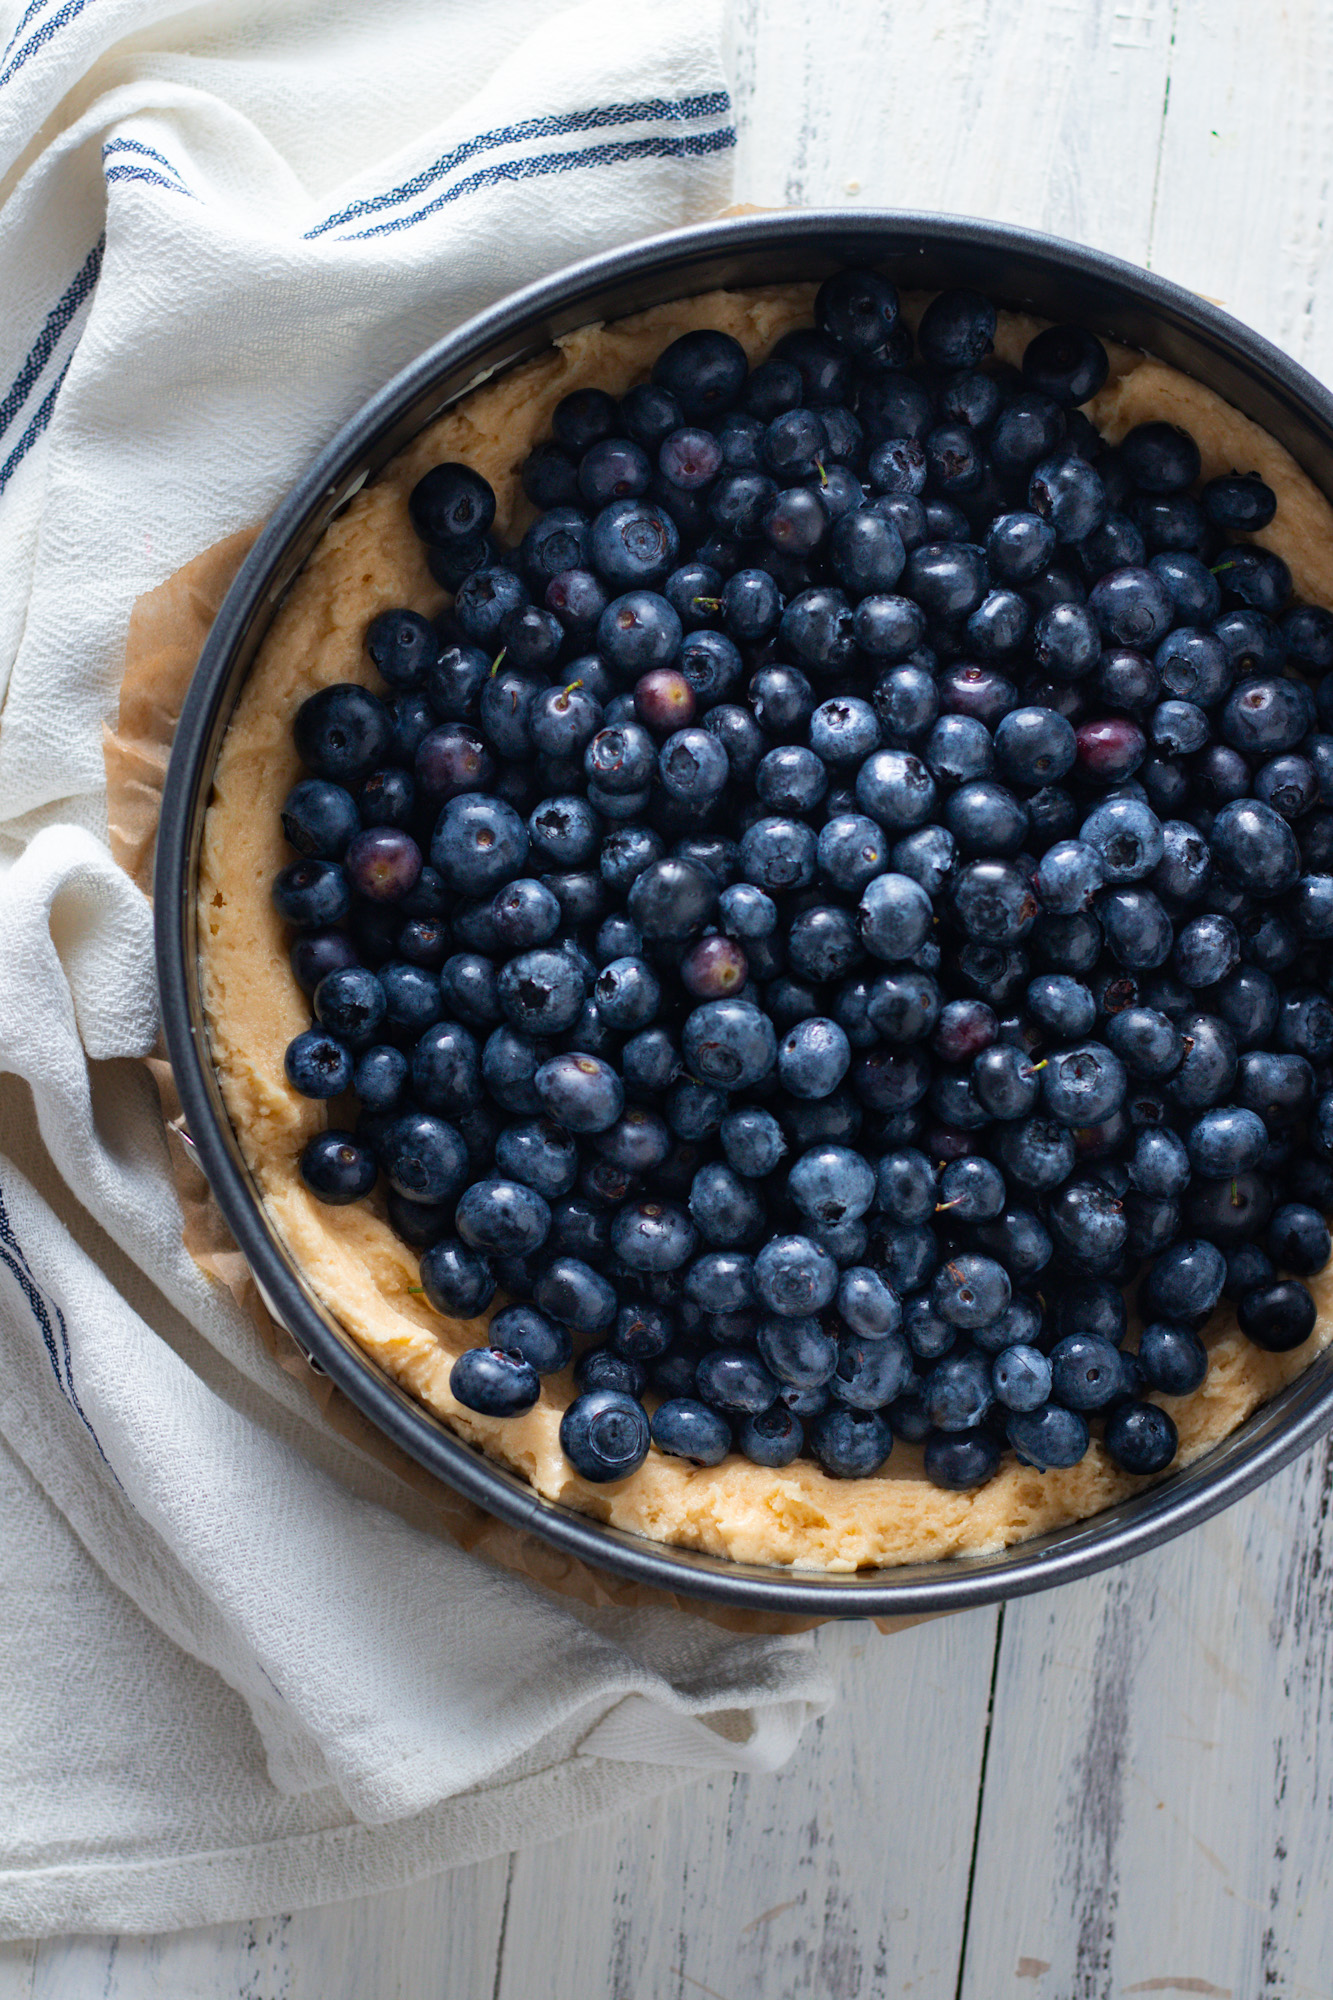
0, 0, 837, 1941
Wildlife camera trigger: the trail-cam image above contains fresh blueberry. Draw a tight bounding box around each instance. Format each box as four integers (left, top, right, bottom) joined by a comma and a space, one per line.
1103, 1400, 1179, 1475
299, 1130, 377, 1204
809, 1406, 892, 1477
1006, 1403, 1090, 1470
651, 1398, 732, 1465
559, 1389, 651, 1481
923, 1429, 1002, 1489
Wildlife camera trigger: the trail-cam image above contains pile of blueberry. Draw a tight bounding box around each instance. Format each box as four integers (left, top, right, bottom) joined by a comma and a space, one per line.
271, 268, 1333, 1496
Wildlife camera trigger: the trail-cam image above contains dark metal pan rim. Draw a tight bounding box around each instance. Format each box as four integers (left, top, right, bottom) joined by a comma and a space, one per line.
155, 208, 1333, 1617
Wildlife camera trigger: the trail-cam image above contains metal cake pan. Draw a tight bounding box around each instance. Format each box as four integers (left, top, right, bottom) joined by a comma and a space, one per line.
155, 209, 1333, 1617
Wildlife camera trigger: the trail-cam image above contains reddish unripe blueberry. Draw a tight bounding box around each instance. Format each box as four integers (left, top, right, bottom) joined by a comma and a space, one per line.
932, 999, 999, 1064
681, 936, 750, 999
635, 668, 697, 735
415, 724, 493, 801
345, 827, 423, 902
1076, 716, 1147, 782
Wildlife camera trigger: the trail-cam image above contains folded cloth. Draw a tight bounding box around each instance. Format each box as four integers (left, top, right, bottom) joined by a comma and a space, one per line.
0, 0, 834, 1939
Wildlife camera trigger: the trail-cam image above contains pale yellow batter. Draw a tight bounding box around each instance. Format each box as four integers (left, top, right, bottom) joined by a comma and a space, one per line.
199, 287, 1333, 1571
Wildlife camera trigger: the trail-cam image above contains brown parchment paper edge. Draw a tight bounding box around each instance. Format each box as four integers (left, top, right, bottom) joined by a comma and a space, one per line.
105, 526, 934, 1642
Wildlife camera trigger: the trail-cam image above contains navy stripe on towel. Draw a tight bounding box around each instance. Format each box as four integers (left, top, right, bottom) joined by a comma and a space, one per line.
0, 353, 71, 495
104, 162, 195, 198
1, 0, 64, 64
102, 137, 189, 188
0, 1179, 108, 1464
309, 90, 732, 239
0, 234, 101, 447
0, 0, 96, 90
344, 128, 736, 242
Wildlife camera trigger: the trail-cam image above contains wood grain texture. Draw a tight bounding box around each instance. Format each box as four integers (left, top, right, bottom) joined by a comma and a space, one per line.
959, 1438, 1333, 1998
730, 0, 1176, 257
491, 1611, 1000, 2000
0, 1945, 34, 2000
1150, 0, 1333, 373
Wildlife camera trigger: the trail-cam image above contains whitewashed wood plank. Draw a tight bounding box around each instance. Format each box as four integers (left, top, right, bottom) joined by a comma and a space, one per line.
29, 1855, 511, 2000
958, 1436, 1333, 1996
0, 1944, 34, 2000
494, 1608, 1000, 2000
729, 0, 1175, 260
1150, 0, 1333, 380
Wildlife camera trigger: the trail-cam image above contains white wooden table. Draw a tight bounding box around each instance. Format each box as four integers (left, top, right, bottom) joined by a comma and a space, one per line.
7, 1, 1333, 1991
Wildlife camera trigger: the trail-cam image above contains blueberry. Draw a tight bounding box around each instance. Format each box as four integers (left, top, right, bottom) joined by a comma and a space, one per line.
1237, 1279, 1318, 1351
816, 265, 901, 362
987, 510, 1058, 583
284, 1028, 353, 1099
932, 1254, 1011, 1329
1006, 1403, 1090, 1470
1141, 1237, 1227, 1320
281, 779, 361, 859
738, 1405, 805, 1466
683, 1251, 756, 1312
379, 1112, 469, 1206
1137, 1322, 1208, 1396
696, 1347, 778, 1415
420, 1237, 496, 1319
904, 540, 989, 621
683, 1163, 765, 1256
831, 1332, 913, 1410
626, 856, 719, 940
299, 1130, 377, 1204
923, 1429, 1002, 1489
586, 498, 679, 587
651, 1398, 732, 1465
611, 1303, 675, 1363
754, 1234, 839, 1316
559, 1389, 651, 1482
947, 793, 1033, 880
1032, 602, 1100, 682
919, 1350, 990, 1431
757, 1315, 838, 1388
992, 1343, 1052, 1412
1030, 451, 1107, 544
478, 1026, 547, 1115
682, 999, 777, 1090
666, 1078, 729, 1141
857, 871, 934, 960
608, 1199, 696, 1272
1267, 1202, 1332, 1276
651, 327, 747, 422
778, 1017, 851, 1099
532, 1052, 623, 1133
450, 1342, 540, 1418
533, 1256, 617, 1335
917, 288, 996, 369
1121, 421, 1202, 493
1022, 324, 1109, 405
1048, 1333, 1125, 1411
1104, 1400, 1179, 1475
1037, 1044, 1125, 1131
1203, 471, 1276, 532
429, 793, 529, 897
273, 858, 351, 930
809, 1406, 892, 1477
720, 1106, 787, 1178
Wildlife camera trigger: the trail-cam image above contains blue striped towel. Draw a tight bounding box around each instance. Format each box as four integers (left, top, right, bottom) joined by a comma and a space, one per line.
0, 0, 831, 1942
